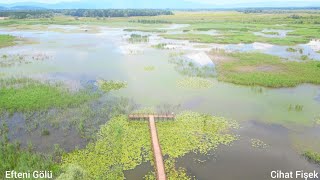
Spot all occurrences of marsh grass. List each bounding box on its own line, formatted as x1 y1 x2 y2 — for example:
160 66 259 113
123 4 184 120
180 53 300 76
96 79 127 93
152 43 167 49
161 31 309 45
0 35 16 48
214 52 320 87
0 123 61 179
0 53 51 67
169 53 216 78
303 150 320 165
288 104 304 112
0 78 96 115
127 34 149 43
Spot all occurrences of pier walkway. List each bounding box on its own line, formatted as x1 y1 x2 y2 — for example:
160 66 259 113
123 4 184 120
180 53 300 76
129 113 175 180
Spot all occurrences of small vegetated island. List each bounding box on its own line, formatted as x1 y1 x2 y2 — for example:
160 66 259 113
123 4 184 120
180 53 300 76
0 7 320 180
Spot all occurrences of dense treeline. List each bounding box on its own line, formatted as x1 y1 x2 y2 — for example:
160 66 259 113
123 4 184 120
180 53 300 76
0 10 54 19
238 7 320 14
62 9 173 17
0 9 173 19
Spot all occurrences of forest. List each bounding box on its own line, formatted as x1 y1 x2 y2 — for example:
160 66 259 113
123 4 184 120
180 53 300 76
0 9 173 19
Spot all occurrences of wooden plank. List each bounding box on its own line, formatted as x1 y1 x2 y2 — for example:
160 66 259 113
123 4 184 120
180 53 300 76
149 115 166 180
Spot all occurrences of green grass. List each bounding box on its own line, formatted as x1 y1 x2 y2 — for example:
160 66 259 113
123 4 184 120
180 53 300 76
303 150 320 165
62 111 238 179
0 79 96 114
215 52 320 87
161 31 309 45
0 35 16 48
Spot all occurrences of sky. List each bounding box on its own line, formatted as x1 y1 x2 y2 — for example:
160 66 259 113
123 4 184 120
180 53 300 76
0 0 319 8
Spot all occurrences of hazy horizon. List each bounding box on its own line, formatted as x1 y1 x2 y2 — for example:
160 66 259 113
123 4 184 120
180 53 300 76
1 0 320 9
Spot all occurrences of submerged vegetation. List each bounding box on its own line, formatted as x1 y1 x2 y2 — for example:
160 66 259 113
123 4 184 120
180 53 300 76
0 53 51 67
169 53 216 78
144 66 156 71
213 51 320 87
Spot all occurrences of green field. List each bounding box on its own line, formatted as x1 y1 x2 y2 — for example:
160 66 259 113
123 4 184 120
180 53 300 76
211 51 320 87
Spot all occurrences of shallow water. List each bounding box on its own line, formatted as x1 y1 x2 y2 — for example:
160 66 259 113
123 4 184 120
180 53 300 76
1 25 320 179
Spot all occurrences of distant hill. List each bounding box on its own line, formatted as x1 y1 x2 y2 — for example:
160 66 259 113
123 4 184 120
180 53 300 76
9 6 46 10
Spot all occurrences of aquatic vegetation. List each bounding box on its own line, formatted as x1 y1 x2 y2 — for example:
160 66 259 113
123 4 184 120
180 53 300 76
168 54 216 78
286 47 298 52
96 79 127 93
0 53 51 67
61 115 152 179
152 43 167 49
251 139 268 149
41 129 50 136
303 150 320 165
214 52 320 87
62 111 237 179
300 55 309 61
56 164 87 180
0 35 16 48
144 159 191 180
144 66 156 71
0 123 61 179
127 34 149 43
177 77 213 89
288 104 304 112
0 78 97 115
157 111 238 158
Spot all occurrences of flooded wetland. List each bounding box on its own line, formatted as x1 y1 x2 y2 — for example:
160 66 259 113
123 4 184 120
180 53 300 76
1 10 320 180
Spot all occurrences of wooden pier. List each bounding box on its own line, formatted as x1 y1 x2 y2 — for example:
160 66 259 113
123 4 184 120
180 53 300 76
128 113 175 120
129 113 175 180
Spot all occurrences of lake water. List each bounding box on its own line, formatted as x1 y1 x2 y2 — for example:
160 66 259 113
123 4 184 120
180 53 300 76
0 25 320 180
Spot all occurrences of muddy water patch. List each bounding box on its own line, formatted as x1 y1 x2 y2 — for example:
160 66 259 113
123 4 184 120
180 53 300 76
175 121 320 180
